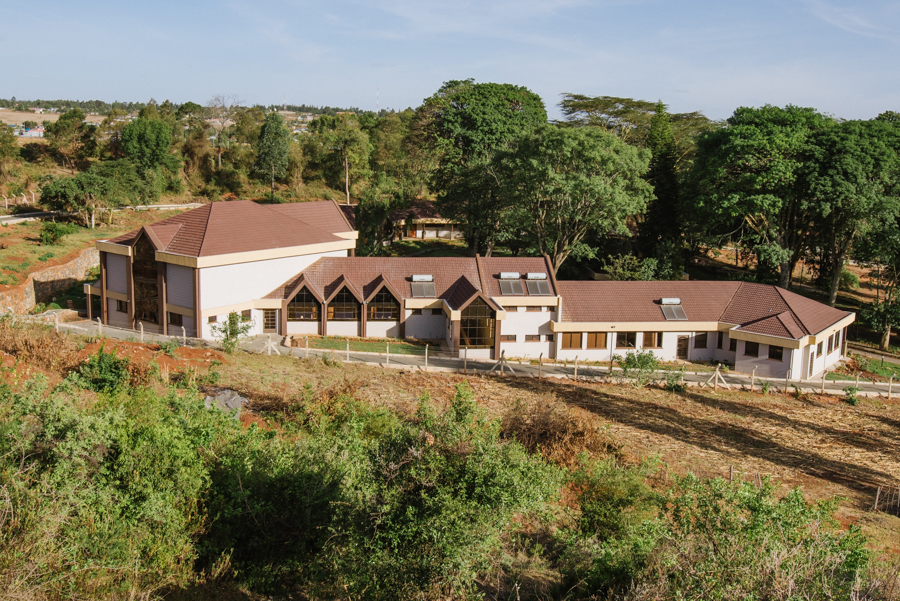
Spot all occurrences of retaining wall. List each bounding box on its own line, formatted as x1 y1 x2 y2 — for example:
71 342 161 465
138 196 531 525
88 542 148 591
0 247 99 314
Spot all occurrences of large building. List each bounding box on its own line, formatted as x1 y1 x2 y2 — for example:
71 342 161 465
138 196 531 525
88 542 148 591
86 201 854 379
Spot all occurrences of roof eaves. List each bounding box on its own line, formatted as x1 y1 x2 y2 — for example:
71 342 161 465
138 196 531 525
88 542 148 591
286 274 325 304
364 274 404 303
325 274 364 303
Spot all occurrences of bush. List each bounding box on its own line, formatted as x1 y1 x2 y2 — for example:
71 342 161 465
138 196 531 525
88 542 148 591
840 268 860 291
158 340 179 358
70 344 130 392
39 221 78 245
663 367 686 393
614 349 659 387
844 385 860 406
210 311 254 354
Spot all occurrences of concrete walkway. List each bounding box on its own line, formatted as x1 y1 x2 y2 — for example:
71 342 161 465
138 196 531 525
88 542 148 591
51 318 897 399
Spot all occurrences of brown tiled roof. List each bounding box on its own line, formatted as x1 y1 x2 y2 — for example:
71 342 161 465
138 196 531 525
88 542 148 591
265 257 488 309
480 256 557 298
557 280 851 340
105 200 350 257
339 205 356 228
389 200 446 223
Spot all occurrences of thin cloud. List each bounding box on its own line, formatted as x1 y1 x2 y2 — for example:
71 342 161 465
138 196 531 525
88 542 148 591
799 0 896 40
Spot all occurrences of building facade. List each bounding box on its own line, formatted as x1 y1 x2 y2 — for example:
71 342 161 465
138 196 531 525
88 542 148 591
87 201 854 380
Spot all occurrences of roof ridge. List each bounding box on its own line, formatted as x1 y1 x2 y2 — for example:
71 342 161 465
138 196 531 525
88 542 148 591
195 203 215 256
772 286 810 335
475 254 486 291
717 281 746 322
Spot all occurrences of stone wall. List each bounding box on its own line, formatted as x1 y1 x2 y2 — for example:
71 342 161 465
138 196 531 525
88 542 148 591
0 247 99 314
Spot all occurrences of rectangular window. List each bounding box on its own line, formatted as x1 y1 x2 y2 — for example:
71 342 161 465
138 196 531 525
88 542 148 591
769 345 784 361
562 332 581 350
116 299 127 313
744 341 759 357
500 334 516 342
525 334 540 342
208 315 217 324
545 334 554 342
616 332 637 349
817 341 824 355
168 312 183 327
835 330 841 351
410 308 422 316
827 334 835 353
525 305 543 312
717 331 724 349
263 309 277 333
587 332 606 349
695 332 708 349
729 337 737 352
643 332 663 348
241 309 251 321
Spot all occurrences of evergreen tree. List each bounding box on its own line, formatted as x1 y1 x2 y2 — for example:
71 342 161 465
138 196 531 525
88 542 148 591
253 112 291 202
640 101 681 275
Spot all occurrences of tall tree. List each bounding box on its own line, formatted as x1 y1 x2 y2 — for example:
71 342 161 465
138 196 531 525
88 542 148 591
253 112 291 202
44 108 92 172
422 79 547 255
308 114 371 204
122 117 175 172
0 121 18 161
40 172 113 228
206 94 240 170
640 101 680 270
492 125 652 272
686 105 834 288
803 120 900 305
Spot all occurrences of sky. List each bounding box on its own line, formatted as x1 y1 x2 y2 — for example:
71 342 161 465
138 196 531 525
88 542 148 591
3 0 899 120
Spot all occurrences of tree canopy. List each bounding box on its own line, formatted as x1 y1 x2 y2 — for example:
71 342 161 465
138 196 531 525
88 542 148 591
252 112 291 201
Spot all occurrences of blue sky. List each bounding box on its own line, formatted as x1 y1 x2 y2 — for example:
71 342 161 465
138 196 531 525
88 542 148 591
3 0 898 120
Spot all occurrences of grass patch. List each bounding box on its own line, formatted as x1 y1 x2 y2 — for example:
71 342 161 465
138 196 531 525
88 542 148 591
387 238 479 257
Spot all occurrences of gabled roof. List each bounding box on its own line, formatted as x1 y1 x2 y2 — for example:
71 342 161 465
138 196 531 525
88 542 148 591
105 200 351 257
556 280 852 340
479 256 557 298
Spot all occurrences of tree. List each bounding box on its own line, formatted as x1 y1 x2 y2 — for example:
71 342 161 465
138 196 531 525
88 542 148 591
252 112 291 202
422 79 547 255
802 120 900 306
122 117 175 172
210 311 254 354
492 125 652 272
44 108 92 172
206 94 241 170
640 101 681 271
40 172 113 228
355 174 407 255
308 114 371 204
686 105 834 289
0 121 18 161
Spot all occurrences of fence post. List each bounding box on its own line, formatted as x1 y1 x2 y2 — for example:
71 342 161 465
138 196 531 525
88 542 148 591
856 372 860 389
784 369 791 394
96 317 102 336
751 366 756 392
890 376 893 400
346 339 350 362
182 326 186 345
464 346 468 375
821 371 826 394
54 313 59 333
425 344 429 372
386 342 390 367
539 353 543 380
305 337 309 359
574 356 579 382
267 334 271 356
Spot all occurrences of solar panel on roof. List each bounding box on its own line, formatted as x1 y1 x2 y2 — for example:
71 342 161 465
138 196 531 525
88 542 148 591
500 280 524 295
661 305 687 320
526 280 552 295
411 282 435 297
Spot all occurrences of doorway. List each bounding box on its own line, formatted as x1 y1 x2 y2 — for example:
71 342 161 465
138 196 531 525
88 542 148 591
677 336 689 361
263 309 278 334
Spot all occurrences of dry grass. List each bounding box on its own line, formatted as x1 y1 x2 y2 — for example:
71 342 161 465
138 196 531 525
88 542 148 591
0 317 80 376
0 108 105 127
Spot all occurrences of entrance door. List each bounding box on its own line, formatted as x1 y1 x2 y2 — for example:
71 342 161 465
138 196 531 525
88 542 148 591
263 309 278 334
677 336 689 360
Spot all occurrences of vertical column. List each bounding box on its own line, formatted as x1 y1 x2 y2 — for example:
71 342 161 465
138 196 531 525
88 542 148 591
158 262 167 336
193 268 201 339
126 254 135 328
398 302 406 338
360 301 367 337
493 318 501 360
281 300 288 336
321 302 328 336
100 252 108 324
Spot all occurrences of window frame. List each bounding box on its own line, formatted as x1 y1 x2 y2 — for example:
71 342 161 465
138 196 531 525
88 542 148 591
168 311 183 327
525 334 541 342
367 288 400 321
643 332 663 348
327 288 360 321
562 332 581 350
288 288 321 322
744 341 759 357
768 345 784 362
616 332 637 349
729 338 737 353
459 298 495 349
695 332 708 349
116 299 127 313
500 334 516 342
717 331 724 349
586 332 606 349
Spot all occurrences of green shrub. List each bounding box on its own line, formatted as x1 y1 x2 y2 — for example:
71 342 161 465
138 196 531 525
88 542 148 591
844 385 860 406
664 367 686 393
840 268 860 291
210 311 253 354
70 343 130 392
614 350 659 387
158 340 179 358
39 221 78 245
37 251 54 262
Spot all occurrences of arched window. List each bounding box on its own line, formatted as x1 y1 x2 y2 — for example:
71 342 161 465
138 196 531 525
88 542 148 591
368 288 399 321
327 288 359 321
287 288 320 321
460 298 495 349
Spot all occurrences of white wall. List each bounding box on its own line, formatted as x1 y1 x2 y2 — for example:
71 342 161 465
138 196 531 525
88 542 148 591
367 320 401 338
200 250 347 310
107 254 127 294
405 309 446 340
734 340 792 378
327 321 359 337
287 321 319 335
499 307 555 359
107 298 129 328
167 264 194 308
